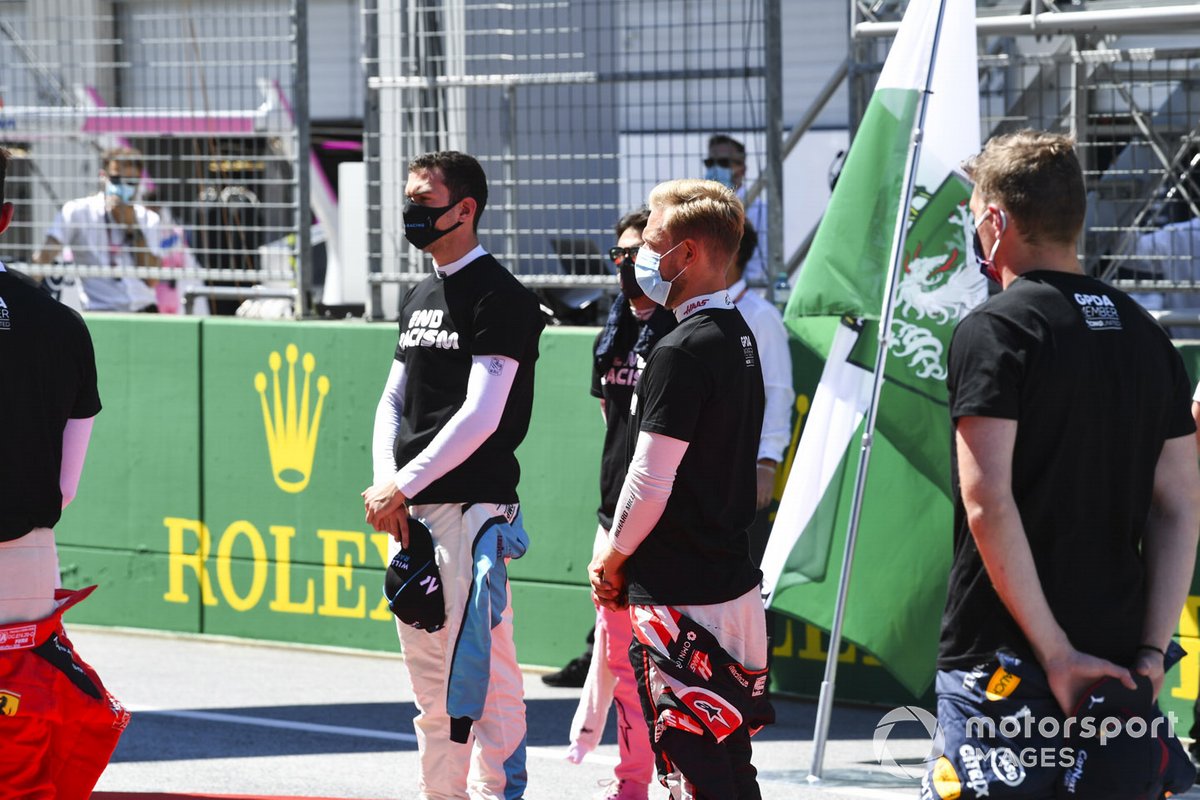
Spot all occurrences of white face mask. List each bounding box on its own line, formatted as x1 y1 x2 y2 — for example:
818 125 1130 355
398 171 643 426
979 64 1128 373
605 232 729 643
105 178 138 204
633 241 685 307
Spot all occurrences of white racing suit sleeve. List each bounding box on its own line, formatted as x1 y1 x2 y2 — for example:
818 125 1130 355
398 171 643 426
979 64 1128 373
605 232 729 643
371 360 407 485
608 431 689 556
60 416 95 509
394 355 518 497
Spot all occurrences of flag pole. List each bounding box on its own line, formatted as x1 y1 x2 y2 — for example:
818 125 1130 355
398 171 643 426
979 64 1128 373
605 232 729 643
807 0 951 781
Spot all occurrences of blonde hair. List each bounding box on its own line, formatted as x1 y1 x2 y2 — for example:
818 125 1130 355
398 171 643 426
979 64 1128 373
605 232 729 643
964 130 1085 247
648 179 744 265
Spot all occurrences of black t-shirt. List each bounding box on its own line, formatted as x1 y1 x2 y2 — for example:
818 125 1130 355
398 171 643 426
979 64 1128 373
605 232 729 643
939 271 1195 670
392 253 544 505
592 325 649 529
0 267 102 541
624 304 765 605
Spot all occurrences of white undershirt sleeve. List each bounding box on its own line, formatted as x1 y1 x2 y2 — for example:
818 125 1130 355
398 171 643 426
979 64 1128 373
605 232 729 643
608 431 689 557
372 360 408 485
393 354 518 498
60 416 95 508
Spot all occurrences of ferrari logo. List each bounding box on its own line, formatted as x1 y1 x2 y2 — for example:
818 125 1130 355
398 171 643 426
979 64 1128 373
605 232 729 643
0 691 20 717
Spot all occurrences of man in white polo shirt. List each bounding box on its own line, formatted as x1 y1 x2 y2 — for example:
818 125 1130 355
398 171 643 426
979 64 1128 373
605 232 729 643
33 146 161 312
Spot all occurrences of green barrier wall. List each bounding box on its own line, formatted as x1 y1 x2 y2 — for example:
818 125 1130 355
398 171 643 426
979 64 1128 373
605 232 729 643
59 317 603 667
55 317 1200 726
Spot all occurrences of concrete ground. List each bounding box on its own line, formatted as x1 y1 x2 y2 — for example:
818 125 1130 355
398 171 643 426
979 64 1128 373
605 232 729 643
77 626 1199 800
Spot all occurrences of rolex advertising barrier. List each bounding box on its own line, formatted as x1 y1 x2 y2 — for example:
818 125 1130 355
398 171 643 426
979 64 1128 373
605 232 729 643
57 315 1200 723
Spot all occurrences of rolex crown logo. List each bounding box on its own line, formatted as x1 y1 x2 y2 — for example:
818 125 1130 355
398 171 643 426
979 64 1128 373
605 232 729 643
254 344 330 493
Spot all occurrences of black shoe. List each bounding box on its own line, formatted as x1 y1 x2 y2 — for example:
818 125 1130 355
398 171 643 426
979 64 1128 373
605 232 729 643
541 654 591 687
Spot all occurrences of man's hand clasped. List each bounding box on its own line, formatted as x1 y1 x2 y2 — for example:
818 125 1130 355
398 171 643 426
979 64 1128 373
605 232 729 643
589 546 628 611
362 480 410 546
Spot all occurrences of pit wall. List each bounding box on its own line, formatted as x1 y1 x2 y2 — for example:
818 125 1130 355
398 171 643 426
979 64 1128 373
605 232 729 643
57 315 1200 725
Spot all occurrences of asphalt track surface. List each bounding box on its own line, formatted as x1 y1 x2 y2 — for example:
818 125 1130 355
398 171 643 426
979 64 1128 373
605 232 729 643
79 626 1200 800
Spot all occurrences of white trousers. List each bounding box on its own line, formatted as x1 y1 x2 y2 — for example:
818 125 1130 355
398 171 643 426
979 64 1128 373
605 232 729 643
391 503 527 800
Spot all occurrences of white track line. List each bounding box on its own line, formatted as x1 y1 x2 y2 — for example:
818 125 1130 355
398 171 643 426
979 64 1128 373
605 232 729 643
129 707 618 765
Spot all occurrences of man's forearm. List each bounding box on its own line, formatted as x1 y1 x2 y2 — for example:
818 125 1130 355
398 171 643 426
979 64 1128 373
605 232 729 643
969 498 1073 665
1140 434 1200 651
957 417 1073 667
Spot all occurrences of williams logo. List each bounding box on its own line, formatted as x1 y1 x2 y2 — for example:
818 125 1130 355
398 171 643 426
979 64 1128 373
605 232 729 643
254 344 330 493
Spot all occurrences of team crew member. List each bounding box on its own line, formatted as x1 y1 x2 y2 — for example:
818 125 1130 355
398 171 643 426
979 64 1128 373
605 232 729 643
362 150 544 800
0 146 130 798
565 207 674 800
33 146 161 312
590 179 773 800
927 131 1200 799
725 221 793 523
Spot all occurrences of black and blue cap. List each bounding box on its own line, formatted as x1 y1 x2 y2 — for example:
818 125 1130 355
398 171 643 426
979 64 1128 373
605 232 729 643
383 517 445 633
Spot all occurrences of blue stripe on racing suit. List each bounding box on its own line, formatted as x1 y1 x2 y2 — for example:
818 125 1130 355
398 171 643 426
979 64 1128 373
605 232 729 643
447 502 528 739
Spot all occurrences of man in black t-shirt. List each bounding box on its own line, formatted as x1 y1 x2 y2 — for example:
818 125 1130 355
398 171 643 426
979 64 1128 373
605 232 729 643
0 146 129 796
590 179 771 799
362 151 543 800
561 207 674 800
926 131 1200 799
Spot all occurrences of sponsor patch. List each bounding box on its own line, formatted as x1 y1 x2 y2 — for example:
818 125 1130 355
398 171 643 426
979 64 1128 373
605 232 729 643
0 691 20 717
931 755 962 800
658 708 703 738
677 686 743 742
1062 749 1087 794
989 747 1025 787
959 745 990 797
0 624 37 651
687 649 713 681
487 357 504 376
984 667 1021 700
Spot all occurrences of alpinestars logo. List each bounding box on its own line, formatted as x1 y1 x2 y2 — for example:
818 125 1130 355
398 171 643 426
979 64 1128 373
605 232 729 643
0 295 10 330
254 344 330 493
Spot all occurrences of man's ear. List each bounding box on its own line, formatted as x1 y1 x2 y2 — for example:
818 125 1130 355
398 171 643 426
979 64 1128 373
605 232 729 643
0 202 14 236
458 197 477 226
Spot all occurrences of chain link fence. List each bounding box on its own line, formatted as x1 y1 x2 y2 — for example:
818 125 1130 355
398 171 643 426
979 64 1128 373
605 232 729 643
851 5 1200 330
363 0 782 322
0 0 308 315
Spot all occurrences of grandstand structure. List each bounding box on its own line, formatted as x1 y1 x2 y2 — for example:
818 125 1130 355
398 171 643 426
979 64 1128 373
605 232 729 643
1 0 1199 326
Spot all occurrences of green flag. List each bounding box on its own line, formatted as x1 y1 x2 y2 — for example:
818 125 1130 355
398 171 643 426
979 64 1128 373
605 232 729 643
762 0 982 696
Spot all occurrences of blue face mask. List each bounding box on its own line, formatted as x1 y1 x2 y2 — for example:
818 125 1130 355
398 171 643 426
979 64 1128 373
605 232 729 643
105 177 137 204
704 165 735 189
633 241 685 307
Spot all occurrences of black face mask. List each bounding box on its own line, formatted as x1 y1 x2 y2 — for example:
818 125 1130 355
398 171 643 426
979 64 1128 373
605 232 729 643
403 199 463 249
617 258 645 299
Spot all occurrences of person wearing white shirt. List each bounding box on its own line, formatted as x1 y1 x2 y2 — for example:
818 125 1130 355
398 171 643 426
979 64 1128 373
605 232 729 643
33 146 161 312
727 221 794 548
705 134 768 286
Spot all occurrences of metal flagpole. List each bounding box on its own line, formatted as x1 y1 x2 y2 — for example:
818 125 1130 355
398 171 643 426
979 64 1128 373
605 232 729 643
807 0 951 781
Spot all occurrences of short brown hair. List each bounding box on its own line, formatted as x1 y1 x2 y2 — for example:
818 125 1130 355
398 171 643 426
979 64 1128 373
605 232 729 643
102 145 144 173
648 179 744 266
615 206 650 238
408 150 488 230
964 130 1085 247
